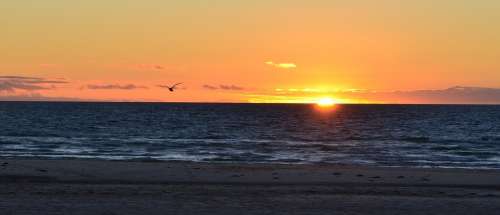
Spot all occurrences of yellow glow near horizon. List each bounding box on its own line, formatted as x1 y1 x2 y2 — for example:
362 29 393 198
316 98 336 107
247 94 364 104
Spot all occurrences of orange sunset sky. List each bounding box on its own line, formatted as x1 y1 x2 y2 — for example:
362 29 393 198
1 0 500 104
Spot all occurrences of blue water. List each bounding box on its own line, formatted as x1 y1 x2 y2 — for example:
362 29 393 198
1 102 500 169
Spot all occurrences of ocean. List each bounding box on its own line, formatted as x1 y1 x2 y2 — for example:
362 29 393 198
1 102 500 169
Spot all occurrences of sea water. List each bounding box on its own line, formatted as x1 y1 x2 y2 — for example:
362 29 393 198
1 102 500 169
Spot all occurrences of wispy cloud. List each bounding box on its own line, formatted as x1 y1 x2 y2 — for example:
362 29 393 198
0 93 91 102
203 84 245 91
202 85 219 90
0 76 68 84
0 76 68 92
0 76 37 80
250 86 500 104
220 85 244 90
386 86 500 104
265 61 297 69
84 84 148 90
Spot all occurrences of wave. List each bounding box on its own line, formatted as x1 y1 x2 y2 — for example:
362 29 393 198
1 134 500 169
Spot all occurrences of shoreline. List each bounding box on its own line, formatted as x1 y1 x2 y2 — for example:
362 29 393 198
3 156 500 170
0 156 500 171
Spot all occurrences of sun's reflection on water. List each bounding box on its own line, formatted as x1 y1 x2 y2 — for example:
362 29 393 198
313 102 339 115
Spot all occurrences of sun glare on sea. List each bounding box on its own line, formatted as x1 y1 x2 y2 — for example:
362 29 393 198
316 98 336 107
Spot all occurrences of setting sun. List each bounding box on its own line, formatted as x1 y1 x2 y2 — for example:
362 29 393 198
316 98 336 107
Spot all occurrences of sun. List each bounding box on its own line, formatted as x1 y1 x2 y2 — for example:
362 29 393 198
316 97 336 107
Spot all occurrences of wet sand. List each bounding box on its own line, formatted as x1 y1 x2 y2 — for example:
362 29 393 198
1 159 500 215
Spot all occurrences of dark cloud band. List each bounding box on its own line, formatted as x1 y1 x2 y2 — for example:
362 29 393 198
0 76 68 92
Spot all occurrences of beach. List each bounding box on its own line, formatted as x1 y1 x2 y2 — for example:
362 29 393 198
3 0 500 213
1 159 500 215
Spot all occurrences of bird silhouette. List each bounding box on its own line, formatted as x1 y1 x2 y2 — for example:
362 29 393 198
160 83 183 92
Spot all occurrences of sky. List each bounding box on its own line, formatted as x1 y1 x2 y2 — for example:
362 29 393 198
1 0 500 103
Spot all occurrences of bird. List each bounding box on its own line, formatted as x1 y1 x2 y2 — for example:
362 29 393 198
160 83 183 92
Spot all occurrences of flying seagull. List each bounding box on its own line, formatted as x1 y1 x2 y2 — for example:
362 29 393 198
160 83 183 92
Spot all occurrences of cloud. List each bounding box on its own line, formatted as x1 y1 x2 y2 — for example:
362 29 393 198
203 85 219 90
0 93 91 102
220 85 244 90
203 84 245 91
265 61 297 69
0 76 37 80
385 86 500 104
0 81 48 92
84 84 148 90
0 76 68 84
252 86 500 104
0 76 68 92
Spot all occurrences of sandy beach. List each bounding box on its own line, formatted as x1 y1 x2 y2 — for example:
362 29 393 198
1 159 500 215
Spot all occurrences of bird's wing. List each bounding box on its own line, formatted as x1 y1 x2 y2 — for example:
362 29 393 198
171 83 183 88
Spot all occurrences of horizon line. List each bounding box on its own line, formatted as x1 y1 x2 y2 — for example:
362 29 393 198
1 100 500 105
